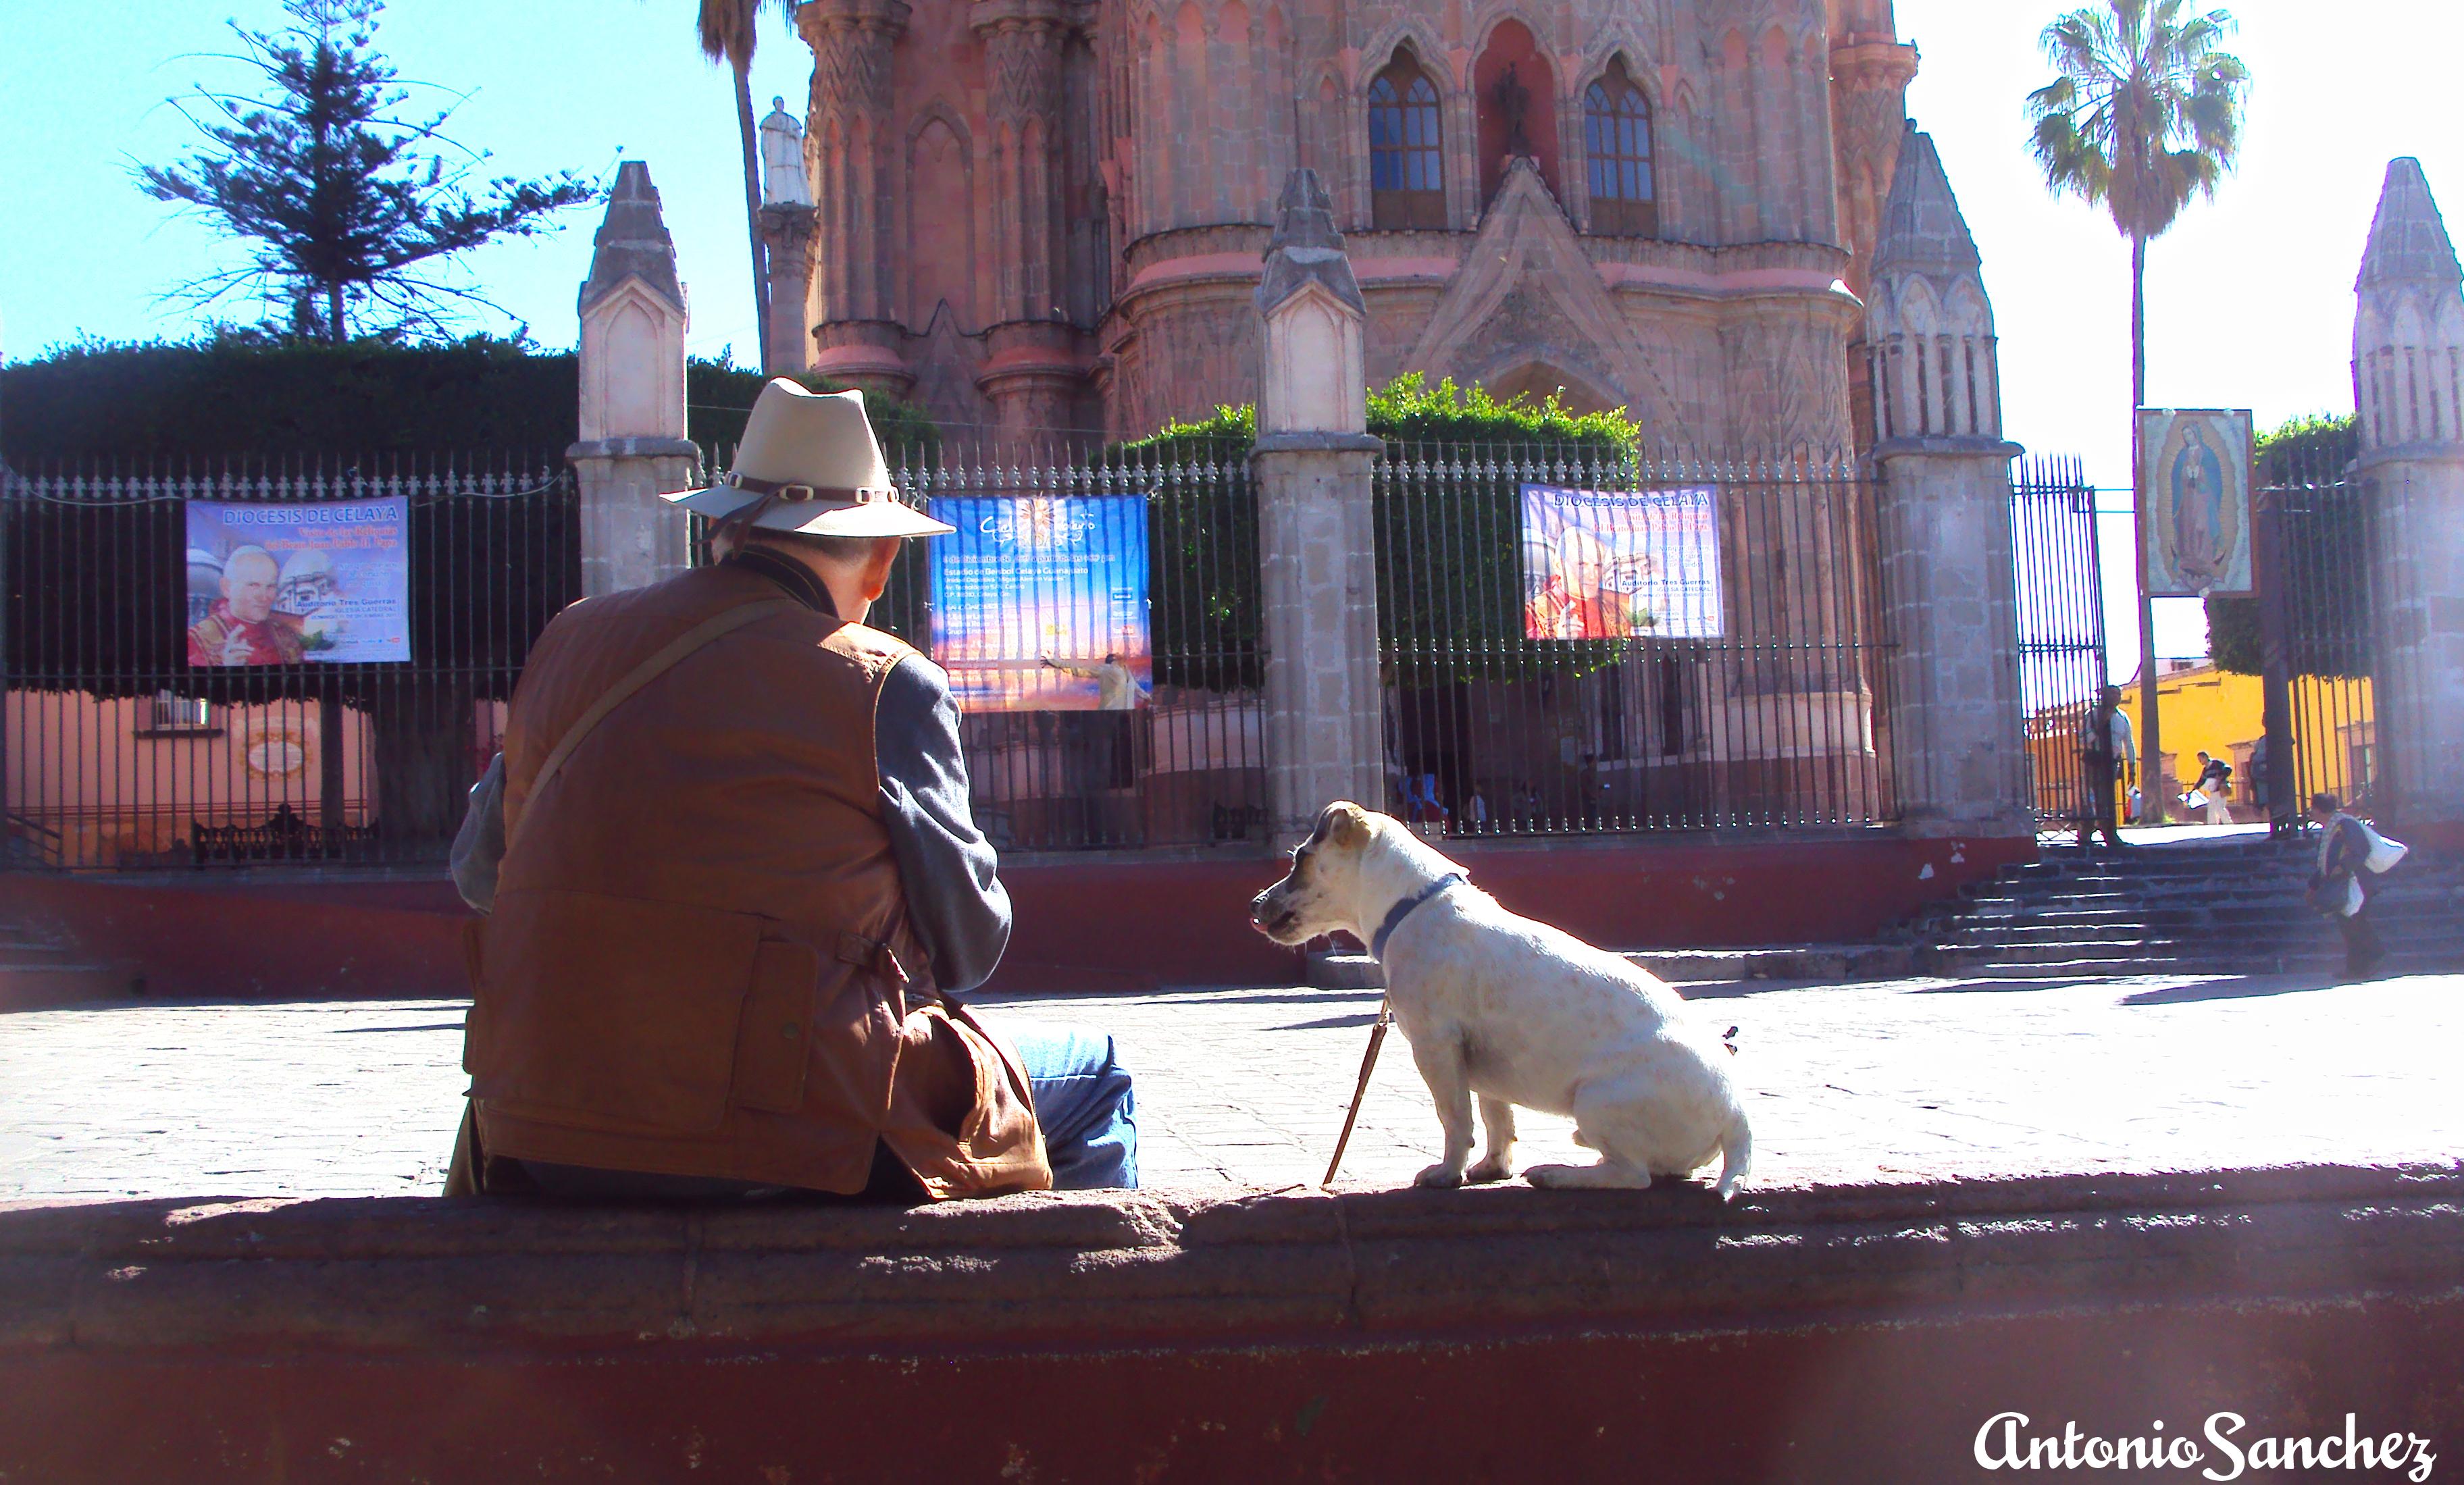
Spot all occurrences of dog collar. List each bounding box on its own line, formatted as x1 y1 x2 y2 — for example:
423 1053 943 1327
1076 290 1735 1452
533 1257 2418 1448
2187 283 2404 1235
1370 872 1465 961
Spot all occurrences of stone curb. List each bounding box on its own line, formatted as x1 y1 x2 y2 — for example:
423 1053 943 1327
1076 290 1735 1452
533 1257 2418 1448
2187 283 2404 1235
6 1163 2459 1355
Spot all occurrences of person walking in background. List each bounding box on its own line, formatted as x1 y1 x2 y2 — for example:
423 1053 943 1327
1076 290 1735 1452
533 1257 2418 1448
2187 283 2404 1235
2189 750 2234 825
1042 652 1143 801
1044 652 1138 712
2306 791 2407 977
2076 685 2136 850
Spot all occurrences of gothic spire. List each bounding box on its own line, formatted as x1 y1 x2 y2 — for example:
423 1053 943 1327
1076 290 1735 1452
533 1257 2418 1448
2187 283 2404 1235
1257 169 1364 317
1870 122 1980 282
2357 157 2462 294
580 161 685 314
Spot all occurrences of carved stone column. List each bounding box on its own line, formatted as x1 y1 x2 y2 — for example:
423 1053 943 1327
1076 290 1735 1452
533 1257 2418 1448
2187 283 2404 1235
1251 171 1385 843
1830 16 1918 455
570 162 696 597
800 0 910 390
756 203 819 376
1866 127 2032 839
2353 157 2464 844
971 0 1085 438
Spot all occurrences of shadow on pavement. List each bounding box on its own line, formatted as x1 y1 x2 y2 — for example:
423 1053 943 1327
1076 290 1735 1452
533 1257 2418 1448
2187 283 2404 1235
1266 1012 1383 1031
1907 977 2106 995
2122 974 2348 1006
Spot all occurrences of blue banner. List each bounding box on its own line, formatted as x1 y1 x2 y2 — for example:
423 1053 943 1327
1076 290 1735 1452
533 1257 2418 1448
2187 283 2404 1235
928 494 1151 710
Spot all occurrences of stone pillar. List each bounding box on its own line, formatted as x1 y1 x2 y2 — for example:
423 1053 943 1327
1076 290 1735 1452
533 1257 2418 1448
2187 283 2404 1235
1864 126 2031 839
2353 157 2464 841
1251 170 1385 844
802 0 910 394
1829 18 1918 458
973 0 1084 439
758 203 819 375
569 162 697 598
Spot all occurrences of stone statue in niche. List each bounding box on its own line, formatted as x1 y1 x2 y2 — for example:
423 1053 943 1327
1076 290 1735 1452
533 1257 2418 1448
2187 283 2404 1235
759 97 813 206
1490 64 1533 156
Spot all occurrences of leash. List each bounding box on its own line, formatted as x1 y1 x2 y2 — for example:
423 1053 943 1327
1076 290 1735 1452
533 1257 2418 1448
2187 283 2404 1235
1325 872 1464 1187
1323 996 1393 1188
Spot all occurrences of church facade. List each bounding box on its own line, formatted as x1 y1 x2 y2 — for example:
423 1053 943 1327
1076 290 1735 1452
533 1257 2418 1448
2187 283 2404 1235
766 0 1918 446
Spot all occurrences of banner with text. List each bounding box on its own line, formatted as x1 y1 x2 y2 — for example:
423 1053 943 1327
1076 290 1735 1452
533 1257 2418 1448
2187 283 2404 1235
928 494 1151 710
1520 483 1724 641
184 498 411 666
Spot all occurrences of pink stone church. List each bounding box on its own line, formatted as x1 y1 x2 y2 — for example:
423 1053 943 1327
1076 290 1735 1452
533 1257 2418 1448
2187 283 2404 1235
767 0 1918 445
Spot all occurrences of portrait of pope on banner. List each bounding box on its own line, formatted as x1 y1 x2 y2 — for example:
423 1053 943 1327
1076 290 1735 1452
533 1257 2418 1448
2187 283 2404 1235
2139 408 2254 596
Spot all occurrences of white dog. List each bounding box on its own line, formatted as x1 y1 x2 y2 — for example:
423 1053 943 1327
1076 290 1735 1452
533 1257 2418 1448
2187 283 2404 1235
1250 802 1753 1199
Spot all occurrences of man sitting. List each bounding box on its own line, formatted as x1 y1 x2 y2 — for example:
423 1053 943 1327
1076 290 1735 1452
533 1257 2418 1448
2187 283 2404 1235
447 381 1134 1200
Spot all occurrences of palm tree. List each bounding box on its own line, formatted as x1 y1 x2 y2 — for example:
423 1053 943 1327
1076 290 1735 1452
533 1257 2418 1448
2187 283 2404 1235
698 0 798 372
2027 0 2247 812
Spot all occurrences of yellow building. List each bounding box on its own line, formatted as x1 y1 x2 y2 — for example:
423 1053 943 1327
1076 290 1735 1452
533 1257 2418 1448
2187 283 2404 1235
2113 662 2375 821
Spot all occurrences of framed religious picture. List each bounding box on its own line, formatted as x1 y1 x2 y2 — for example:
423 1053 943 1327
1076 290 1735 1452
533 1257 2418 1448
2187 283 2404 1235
2137 408 2255 596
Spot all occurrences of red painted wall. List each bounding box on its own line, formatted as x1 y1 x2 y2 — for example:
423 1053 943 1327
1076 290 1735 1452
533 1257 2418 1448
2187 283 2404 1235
7 1299 2456 1483
7 832 2028 1003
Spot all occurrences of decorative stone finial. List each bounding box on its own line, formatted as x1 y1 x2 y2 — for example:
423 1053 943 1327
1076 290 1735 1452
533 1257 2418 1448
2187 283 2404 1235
1870 122 1979 281
1255 170 1368 438
1257 169 1364 318
580 161 685 315
1865 122 2001 444
2354 158 2464 453
2358 158 2461 293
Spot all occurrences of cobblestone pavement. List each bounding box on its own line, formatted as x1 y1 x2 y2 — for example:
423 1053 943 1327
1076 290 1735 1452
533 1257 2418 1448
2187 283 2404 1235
4 971 2461 1203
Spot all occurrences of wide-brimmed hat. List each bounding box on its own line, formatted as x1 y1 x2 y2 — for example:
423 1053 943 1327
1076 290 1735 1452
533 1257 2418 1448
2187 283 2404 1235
663 379 952 538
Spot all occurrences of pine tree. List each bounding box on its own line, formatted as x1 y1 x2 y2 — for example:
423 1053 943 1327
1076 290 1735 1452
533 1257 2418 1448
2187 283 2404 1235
138 0 597 342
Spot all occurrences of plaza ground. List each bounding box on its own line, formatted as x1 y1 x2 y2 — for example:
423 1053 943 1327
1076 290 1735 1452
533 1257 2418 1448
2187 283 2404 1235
7 967 2460 1203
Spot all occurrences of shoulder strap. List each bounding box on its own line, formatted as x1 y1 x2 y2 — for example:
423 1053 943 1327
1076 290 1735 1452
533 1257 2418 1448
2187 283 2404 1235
517 598 801 841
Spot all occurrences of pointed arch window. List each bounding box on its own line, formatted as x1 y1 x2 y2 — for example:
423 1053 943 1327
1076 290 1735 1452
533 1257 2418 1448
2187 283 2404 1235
1368 56 1446 230
1583 62 1657 236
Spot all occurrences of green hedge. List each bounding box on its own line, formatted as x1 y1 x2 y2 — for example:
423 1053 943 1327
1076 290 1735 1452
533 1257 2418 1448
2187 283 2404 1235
0 336 935 465
1110 375 1641 687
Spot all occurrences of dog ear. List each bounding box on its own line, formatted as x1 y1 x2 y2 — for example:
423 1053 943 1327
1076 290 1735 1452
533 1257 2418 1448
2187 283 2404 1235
1328 801 1372 848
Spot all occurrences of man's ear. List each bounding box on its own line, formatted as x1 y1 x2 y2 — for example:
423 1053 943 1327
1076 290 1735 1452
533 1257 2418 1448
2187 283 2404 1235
861 536 903 602
1328 801 1372 848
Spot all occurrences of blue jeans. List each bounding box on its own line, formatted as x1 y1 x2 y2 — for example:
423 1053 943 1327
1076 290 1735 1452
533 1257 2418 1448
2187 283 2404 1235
1007 1022 1139 1190
520 1021 1136 1197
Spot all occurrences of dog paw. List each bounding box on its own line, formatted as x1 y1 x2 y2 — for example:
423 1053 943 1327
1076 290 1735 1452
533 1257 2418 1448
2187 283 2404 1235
1465 1154 1515 1183
1412 1162 1466 1189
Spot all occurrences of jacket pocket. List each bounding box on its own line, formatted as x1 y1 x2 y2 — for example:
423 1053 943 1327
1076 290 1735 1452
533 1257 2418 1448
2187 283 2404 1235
729 939 821 1114
468 887 765 1136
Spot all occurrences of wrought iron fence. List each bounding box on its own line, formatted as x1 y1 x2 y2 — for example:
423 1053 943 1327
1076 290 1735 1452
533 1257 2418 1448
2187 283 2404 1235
2252 437 2375 820
3 456 577 871
1374 443 1897 836
2011 455 2111 836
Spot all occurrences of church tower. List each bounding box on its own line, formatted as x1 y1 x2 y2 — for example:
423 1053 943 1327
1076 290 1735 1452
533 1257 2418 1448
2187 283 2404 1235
787 0 1920 448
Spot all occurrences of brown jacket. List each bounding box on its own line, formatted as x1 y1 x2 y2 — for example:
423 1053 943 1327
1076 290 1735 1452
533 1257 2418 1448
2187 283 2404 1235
461 561 1049 1198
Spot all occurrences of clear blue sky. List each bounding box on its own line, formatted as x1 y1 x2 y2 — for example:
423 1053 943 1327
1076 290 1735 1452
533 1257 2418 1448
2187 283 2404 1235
4 1 2457 662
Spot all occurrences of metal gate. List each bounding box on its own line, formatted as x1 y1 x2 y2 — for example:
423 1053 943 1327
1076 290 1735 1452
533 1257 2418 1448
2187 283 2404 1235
2252 432 2375 821
2011 455 2110 835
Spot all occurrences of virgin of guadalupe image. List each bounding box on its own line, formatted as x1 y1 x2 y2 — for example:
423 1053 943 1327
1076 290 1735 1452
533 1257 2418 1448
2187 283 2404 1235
2165 423 2231 591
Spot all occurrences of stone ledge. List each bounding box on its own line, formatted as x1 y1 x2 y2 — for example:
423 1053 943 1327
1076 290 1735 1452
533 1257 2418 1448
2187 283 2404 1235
7 1163 2459 1355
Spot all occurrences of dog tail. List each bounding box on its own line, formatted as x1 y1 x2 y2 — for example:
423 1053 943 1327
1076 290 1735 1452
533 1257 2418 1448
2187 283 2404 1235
1714 1110 1753 1203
